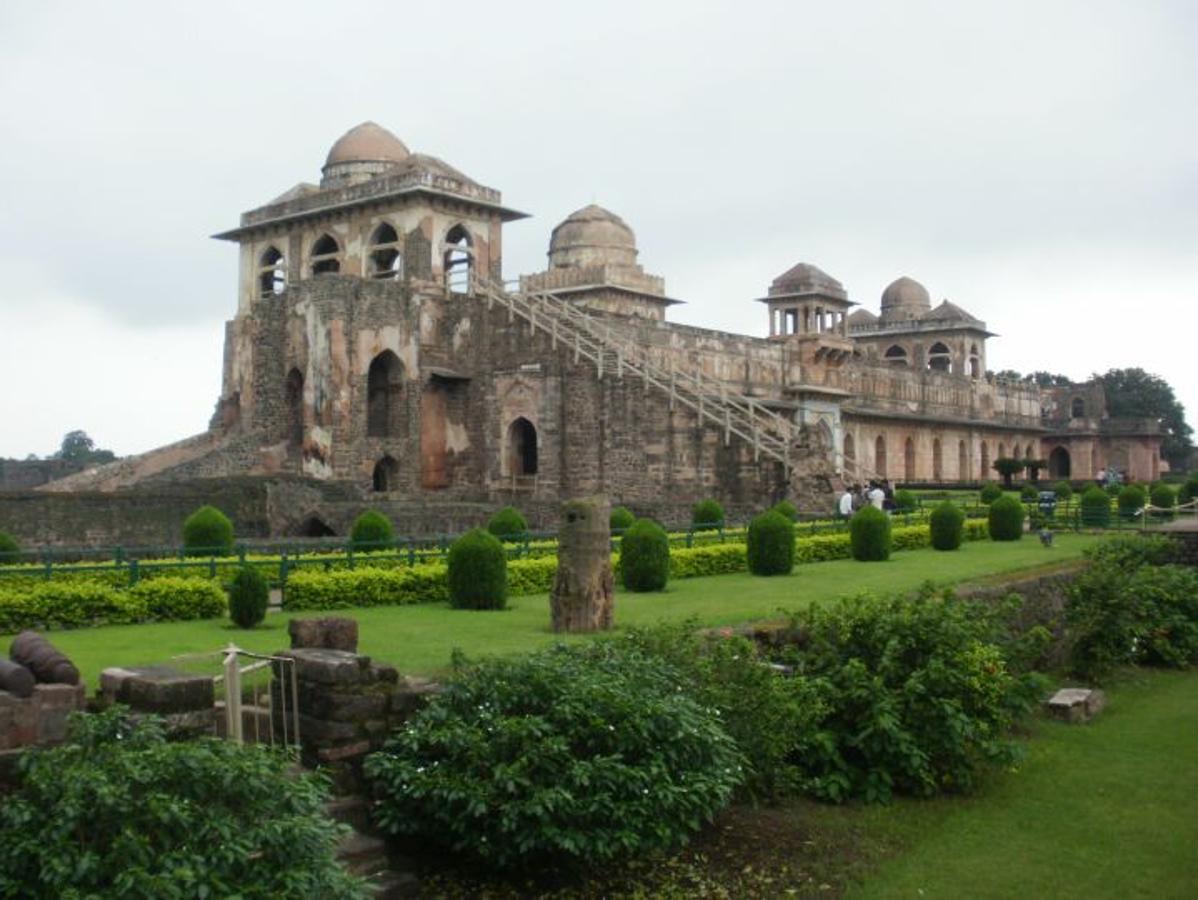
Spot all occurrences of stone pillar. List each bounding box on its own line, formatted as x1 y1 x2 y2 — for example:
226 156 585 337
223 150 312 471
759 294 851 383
550 495 615 633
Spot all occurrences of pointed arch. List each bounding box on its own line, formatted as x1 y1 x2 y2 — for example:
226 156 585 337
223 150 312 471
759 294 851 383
927 342 952 372
372 455 399 492
958 440 968 481
843 432 856 463
507 417 538 477
904 436 916 481
295 515 335 538
884 345 909 366
443 224 473 293
366 351 404 438
311 233 341 275
980 441 990 480
932 438 943 481
368 222 403 280
1048 446 1071 479
259 246 286 296
875 434 887 478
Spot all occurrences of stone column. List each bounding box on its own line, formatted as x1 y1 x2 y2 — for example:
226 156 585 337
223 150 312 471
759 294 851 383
550 495 615 633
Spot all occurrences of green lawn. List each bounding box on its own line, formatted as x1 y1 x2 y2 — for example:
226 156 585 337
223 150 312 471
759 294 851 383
846 668 1198 899
4 533 1098 689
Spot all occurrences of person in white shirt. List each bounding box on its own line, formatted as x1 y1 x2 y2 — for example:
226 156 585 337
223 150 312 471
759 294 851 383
868 483 886 510
838 488 854 518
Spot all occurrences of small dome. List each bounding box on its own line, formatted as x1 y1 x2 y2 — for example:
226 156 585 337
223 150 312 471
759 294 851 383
847 308 878 327
548 204 638 269
879 276 931 322
324 122 410 167
922 299 982 325
768 262 847 300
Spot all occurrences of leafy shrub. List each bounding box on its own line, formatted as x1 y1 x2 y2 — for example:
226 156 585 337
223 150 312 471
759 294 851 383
0 583 147 632
350 509 395 548
228 566 269 628
769 499 798 521
621 518 670 591
929 501 965 550
365 643 742 869
182 505 234 557
1020 483 1038 502
616 622 822 801
1179 474 1198 505
487 506 527 541
1128 566 1198 668
746 511 795 576
447 529 507 610
1080 485 1112 526
850 506 891 561
284 564 449 609
1150 482 1176 515
893 489 917 513
0 708 363 898
1054 481 1073 502
988 495 1025 541
979 482 1003 504
609 505 635 532
0 531 19 563
129 577 226 621
1117 484 1147 515
692 499 725 530
780 590 1036 802
1105 482 1121 498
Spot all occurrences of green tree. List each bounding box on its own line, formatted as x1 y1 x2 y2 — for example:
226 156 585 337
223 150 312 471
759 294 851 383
1097 368 1193 469
992 457 1024 488
54 430 116 465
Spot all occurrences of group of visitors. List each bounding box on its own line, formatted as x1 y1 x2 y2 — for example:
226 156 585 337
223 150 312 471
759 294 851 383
1095 467 1122 488
838 479 896 517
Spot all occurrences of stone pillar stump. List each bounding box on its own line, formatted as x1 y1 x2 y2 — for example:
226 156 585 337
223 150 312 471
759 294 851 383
550 496 615 633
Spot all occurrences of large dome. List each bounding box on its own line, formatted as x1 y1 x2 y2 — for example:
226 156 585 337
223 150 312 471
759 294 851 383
548 204 638 269
879 276 931 322
321 122 411 188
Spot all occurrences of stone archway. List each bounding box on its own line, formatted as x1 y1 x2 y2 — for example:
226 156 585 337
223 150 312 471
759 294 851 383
507 417 538 477
1048 446 1071 479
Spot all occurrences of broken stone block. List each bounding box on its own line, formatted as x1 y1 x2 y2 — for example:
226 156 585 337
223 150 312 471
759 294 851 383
274 649 372 686
289 617 359 653
33 683 85 743
1047 688 1106 723
100 665 214 713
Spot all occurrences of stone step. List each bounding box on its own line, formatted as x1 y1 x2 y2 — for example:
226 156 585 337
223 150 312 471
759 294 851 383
325 794 372 833
336 831 389 878
369 869 420 899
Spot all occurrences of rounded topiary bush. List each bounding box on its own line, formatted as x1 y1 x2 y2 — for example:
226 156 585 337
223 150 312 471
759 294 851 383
988 495 1025 541
447 528 507 610
1179 475 1198 505
1054 481 1073 502
1080 485 1112 526
227 566 267 628
893 489 917 513
1150 482 1176 514
746 511 795 576
1117 484 1147 516
182 505 234 557
610 505 635 532
850 506 892 561
364 643 742 869
0 531 19 564
1020 483 1038 502
769 499 797 521
486 506 527 542
979 482 1002 504
350 509 395 549
692 499 725 530
1105 482 1122 498
929 501 965 551
621 518 670 591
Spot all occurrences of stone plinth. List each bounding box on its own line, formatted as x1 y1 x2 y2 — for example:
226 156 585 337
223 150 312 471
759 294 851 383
99 665 216 737
1047 688 1106 724
289 617 359 652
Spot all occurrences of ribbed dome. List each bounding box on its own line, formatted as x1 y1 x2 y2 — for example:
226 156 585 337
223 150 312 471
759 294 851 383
768 262 847 300
548 204 638 269
324 122 410 167
879 276 931 322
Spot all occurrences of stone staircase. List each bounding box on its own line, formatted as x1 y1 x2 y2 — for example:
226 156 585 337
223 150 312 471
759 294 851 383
475 276 796 470
326 795 419 897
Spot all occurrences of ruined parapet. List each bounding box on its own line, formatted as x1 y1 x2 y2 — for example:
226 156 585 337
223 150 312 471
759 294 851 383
99 665 216 738
788 425 841 517
550 495 615 633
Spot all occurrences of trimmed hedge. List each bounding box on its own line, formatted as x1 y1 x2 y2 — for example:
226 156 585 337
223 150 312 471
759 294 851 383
447 529 507 610
893 489 917 513
610 505 636 532
487 506 527 541
769 500 798 522
621 519 670 592
1150 482 1176 513
1053 481 1073 502
746 512 795 576
228 567 269 628
1019 484 1038 502
1080 486 1112 526
692 499 725 530
182 506 234 557
0 532 19 564
1117 484 1147 515
129 578 227 621
979 482 1003 504
850 506 891 561
988 495 1025 541
929 501 964 551
350 510 395 548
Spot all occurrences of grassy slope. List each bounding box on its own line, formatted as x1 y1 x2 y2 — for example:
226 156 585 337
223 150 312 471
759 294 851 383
848 669 1198 899
5 533 1097 689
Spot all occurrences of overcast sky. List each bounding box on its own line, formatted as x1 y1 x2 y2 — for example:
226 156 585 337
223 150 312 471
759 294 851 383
1 1 1194 459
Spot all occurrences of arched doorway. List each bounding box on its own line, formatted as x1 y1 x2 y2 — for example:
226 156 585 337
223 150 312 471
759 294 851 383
295 515 335 538
372 455 399 492
844 432 856 473
933 438 943 481
875 435 887 478
958 440 968 481
1048 446 1071 479
285 368 304 447
367 351 404 437
980 442 990 480
904 437 916 482
507 417 538 477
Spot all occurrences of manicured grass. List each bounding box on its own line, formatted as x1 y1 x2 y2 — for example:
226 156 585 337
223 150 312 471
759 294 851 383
3 533 1098 689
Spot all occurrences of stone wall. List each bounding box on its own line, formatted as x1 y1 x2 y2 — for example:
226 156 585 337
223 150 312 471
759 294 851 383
0 459 86 492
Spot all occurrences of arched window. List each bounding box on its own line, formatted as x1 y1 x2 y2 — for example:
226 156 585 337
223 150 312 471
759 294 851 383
844 432 856 463
904 437 916 481
927 342 952 372
933 438 943 481
366 351 404 437
285 368 304 447
1071 397 1086 418
998 442 1007 461
968 344 981 379
884 345 909 366
1049 446 1071 479
311 234 341 275
875 435 887 478
958 440 968 481
368 223 403 280
372 455 399 492
507 417 538 477
295 515 335 538
980 442 990 480
259 246 286 297
1025 443 1035 460
443 224 473 294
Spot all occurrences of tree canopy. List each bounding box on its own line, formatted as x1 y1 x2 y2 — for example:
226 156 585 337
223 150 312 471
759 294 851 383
1096 368 1192 469
54 430 116 465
